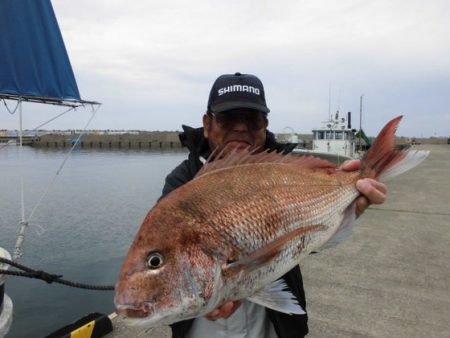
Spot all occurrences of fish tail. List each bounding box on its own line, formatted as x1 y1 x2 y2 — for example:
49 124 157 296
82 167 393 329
360 116 429 181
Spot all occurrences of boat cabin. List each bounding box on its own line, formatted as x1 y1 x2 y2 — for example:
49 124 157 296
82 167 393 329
311 111 356 158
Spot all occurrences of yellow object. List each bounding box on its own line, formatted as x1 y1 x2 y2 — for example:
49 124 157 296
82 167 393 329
70 320 95 338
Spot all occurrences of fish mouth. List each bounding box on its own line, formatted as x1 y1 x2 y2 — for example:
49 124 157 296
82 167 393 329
115 301 154 318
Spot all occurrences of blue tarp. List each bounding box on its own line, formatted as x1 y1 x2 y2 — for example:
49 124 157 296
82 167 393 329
0 0 81 101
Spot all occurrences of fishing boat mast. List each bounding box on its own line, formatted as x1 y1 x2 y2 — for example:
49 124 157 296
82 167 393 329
359 94 363 152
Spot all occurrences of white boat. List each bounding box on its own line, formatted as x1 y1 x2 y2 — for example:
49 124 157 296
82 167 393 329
294 110 356 157
310 110 356 158
292 110 358 165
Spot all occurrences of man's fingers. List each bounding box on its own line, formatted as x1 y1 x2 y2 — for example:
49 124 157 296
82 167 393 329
356 179 387 204
340 159 361 171
220 300 242 319
205 300 242 321
354 179 387 217
355 196 369 218
205 309 220 320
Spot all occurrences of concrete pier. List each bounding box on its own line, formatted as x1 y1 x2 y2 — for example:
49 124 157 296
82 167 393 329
30 132 183 149
302 144 450 338
107 144 450 338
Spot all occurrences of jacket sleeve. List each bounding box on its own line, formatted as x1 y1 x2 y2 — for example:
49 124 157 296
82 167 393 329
160 159 192 199
160 153 202 200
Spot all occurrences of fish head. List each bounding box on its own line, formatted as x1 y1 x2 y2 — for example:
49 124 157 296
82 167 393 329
114 221 222 327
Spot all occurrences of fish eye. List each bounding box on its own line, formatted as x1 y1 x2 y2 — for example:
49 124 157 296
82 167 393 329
147 252 164 269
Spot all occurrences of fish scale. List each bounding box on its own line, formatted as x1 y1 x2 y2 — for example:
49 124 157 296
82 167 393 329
215 183 359 299
115 116 429 327
205 168 355 252
165 166 357 309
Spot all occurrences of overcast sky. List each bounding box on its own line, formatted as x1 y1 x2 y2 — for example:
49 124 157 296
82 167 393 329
2 0 450 137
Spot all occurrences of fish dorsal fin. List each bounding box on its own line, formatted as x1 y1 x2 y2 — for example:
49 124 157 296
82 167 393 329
247 279 305 315
195 145 337 179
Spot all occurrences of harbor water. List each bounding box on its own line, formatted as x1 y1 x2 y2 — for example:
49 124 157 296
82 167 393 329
0 145 188 338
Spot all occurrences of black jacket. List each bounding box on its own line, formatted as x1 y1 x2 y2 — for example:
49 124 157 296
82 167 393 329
160 125 308 338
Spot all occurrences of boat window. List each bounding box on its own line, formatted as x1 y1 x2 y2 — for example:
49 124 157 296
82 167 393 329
335 131 343 140
315 131 324 140
325 131 333 140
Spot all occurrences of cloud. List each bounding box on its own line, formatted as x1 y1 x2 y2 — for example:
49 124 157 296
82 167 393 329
2 0 449 136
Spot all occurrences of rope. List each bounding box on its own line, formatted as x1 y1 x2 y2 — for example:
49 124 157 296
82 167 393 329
31 105 77 131
25 105 99 223
0 140 13 151
0 257 114 291
2 98 21 114
13 103 101 261
1 101 78 139
0 98 20 151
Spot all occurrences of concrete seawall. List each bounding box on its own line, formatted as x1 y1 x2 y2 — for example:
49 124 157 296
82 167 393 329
31 132 183 149
13 131 449 149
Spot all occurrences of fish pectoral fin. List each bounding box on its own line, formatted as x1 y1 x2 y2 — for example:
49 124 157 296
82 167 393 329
224 224 324 274
247 279 305 315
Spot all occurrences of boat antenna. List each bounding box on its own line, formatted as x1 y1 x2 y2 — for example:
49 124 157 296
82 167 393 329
337 89 341 115
328 83 332 121
359 94 364 151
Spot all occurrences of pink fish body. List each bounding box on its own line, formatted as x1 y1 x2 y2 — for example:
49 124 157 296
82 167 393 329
115 116 428 327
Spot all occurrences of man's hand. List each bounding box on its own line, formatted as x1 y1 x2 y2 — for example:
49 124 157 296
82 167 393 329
340 160 387 217
205 300 242 321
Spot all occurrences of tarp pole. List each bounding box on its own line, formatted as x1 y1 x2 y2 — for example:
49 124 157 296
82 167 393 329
14 100 29 261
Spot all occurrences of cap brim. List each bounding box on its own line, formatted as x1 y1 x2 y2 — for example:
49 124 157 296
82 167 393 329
210 101 270 113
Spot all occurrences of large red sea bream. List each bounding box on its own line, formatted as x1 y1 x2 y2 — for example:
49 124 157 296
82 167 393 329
115 116 429 327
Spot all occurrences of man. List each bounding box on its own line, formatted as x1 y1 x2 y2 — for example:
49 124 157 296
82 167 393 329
160 72 387 338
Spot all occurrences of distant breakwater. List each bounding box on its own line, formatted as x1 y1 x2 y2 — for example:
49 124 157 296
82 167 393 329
31 132 183 149
5 132 447 149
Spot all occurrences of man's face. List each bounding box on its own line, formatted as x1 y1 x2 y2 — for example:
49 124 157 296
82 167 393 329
203 109 268 153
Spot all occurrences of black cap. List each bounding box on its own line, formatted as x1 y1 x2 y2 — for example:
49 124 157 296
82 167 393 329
207 72 270 113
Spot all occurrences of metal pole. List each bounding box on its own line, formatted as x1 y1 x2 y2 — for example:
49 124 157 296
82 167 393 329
328 84 331 121
14 100 28 261
359 95 363 151
19 100 25 223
